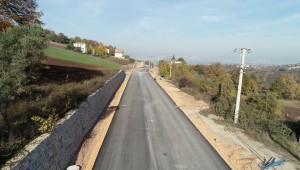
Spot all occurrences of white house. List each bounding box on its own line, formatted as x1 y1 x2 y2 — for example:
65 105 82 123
73 42 87 53
114 49 124 58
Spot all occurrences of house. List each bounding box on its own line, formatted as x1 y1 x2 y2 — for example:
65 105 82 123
73 42 87 53
114 49 124 58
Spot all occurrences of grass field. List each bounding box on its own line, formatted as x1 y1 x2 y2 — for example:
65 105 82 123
44 46 120 69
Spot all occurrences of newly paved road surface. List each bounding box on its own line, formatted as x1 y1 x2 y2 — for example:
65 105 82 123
93 68 230 170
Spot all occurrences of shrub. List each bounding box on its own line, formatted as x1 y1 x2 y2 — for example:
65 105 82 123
158 60 170 78
271 73 298 99
31 114 58 133
178 77 194 88
0 25 48 142
247 91 279 116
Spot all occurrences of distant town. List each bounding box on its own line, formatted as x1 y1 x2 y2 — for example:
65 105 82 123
216 63 300 71
243 63 300 70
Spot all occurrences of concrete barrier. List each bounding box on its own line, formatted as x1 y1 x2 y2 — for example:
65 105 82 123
5 70 125 170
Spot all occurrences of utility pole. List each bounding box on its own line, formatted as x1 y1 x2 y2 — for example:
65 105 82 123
234 48 251 124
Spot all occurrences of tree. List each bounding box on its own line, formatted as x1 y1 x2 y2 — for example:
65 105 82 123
88 43 95 54
106 45 115 56
96 43 106 58
74 36 81 42
0 0 42 31
295 86 300 100
171 55 176 60
177 57 186 63
0 25 48 141
86 40 99 54
193 64 205 75
66 38 75 50
231 71 258 95
0 19 13 31
44 29 57 42
271 73 298 99
247 91 279 115
159 60 170 78
172 63 193 82
220 73 236 97
57 33 69 44
204 62 225 77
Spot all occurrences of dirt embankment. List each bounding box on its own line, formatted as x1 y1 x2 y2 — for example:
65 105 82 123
149 67 299 170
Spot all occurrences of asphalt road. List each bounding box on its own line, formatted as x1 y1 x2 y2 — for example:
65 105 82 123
93 68 230 170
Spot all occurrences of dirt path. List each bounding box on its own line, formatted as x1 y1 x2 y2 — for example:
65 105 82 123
149 67 298 170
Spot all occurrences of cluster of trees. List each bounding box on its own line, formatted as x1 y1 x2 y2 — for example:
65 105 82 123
159 57 300 159
0 1 48 143
43 29 119 58
159 58 300 101
44 29 69 44
271 73 300 100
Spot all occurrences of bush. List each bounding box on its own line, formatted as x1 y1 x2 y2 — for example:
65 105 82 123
0 25 48 142
158 60 170 78
271 73 298 99
247 91 279 116
178 77 194 88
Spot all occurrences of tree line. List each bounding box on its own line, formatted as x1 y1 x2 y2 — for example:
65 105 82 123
1 0 48 140
43 29 131 60
159 57 300 160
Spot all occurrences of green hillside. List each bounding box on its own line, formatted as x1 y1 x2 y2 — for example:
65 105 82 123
44 46 120 69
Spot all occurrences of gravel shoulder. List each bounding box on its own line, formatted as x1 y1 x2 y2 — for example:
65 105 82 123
149 67 299 170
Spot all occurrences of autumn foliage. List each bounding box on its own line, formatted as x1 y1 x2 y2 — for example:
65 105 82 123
159 58 300 160
0 0 42 31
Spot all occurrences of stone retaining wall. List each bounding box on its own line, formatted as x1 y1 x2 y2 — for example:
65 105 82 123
6 70 125 170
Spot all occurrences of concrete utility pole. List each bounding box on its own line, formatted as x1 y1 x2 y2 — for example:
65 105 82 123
234 48 251 124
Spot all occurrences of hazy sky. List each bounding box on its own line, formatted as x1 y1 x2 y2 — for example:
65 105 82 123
39 0 300 64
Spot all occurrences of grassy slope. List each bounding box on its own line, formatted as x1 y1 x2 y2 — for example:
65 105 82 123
44 46 120 69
